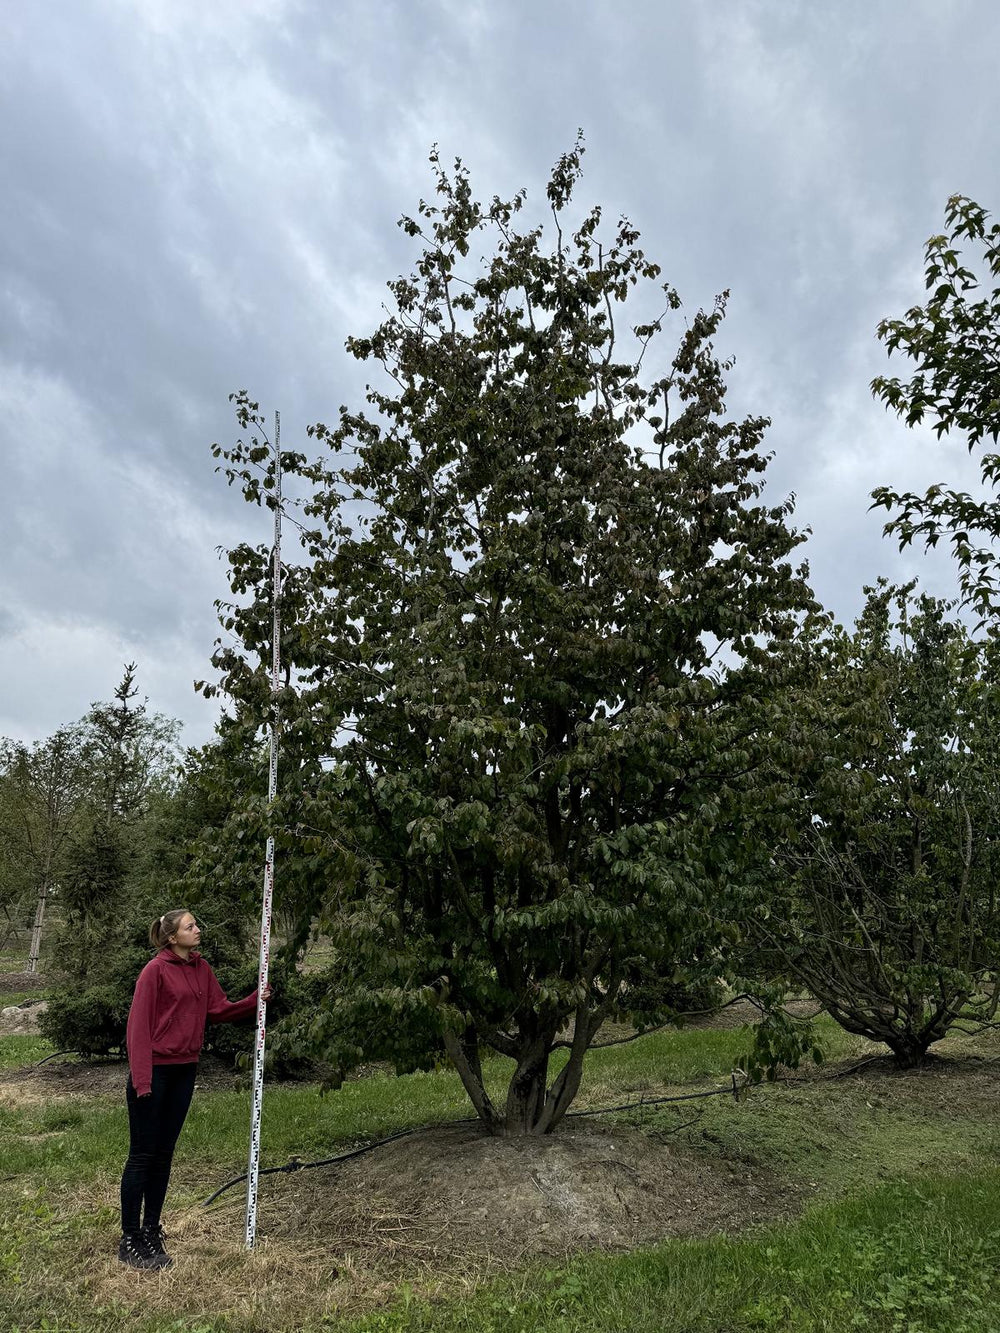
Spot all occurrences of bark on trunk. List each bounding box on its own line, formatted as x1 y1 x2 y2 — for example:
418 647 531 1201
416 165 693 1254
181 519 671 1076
443 1027 503 1135
447 1012 608 1136
535 1004 594 1134
886 1035 932 1069
504 1038 552 1136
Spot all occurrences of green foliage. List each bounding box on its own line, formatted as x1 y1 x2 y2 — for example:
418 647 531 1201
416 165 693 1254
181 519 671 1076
1 666 179 982
39 983 133 1058
40 927 149 1054
79 663 181 822
738 1004 823 1085
872 195 1000 616
621 968 727 1030
208 139 815 1134
0 725 87 960
268 963 442 1082
745 582 1000 1065
46 665 182 982
56 816 130 983
35 668 195 1056
138 742 258 970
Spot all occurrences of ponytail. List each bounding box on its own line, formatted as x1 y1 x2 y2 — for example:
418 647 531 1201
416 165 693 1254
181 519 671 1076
150 908 189 950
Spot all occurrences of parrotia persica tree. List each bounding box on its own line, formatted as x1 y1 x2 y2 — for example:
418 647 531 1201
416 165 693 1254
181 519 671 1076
746 584 1000 1068
871 195 1000 616
209 140 815 1134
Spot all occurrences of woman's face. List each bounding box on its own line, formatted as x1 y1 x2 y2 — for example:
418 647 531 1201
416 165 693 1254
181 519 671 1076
170 914 201 949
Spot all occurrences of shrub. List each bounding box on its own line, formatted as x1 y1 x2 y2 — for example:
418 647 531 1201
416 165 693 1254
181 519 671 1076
40 983 133 1057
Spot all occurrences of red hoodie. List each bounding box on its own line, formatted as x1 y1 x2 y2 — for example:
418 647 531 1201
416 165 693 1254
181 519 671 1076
126 948 258 1096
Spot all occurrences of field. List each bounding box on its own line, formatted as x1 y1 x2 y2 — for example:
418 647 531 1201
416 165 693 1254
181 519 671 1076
3 952 1000 1332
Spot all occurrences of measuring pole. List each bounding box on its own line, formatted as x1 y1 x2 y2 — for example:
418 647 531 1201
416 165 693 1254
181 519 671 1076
245 411 282 1250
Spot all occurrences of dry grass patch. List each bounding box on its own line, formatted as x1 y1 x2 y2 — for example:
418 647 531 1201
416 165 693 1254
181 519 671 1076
33 1179 384 1330
0 1080 63 1109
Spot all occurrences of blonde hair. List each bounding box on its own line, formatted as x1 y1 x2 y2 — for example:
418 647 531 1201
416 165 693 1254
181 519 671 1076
150 909 191 950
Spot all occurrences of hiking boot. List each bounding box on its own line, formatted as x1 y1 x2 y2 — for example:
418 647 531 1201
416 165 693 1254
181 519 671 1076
118 1230 166 1270
141 1222 173 1267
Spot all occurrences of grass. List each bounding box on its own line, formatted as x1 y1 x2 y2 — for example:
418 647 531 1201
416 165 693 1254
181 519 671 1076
0 1034 53 1069
3 1015 1000 1331
0 940 34 974
0 1021 862 1188
339 1172 1000 1332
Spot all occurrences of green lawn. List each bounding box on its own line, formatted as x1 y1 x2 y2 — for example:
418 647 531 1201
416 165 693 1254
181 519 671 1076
0 1034 53 1069
3 1016 999 1331
340 1172 1000 1333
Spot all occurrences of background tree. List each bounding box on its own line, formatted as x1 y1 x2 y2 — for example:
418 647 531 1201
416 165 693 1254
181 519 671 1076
81 662 180 823
40 669 184 1054
745 583 1000 1068
0 727 86 968
55 664 182 983
871 195 1000 615
210 141 816 1134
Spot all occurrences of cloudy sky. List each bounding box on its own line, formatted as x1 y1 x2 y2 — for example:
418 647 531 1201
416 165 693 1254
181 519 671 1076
3 0 998 748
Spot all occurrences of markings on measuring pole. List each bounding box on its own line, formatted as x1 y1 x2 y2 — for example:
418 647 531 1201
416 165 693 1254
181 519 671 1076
245 411 282 1251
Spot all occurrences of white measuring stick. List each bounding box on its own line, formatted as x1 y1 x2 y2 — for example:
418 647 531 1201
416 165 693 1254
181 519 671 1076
245 411 282 1250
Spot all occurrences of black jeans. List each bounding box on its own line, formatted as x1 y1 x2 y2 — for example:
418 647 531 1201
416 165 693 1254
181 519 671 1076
120 1063 197 1233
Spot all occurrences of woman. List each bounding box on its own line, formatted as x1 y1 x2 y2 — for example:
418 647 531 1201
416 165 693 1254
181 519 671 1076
119 908 270 1269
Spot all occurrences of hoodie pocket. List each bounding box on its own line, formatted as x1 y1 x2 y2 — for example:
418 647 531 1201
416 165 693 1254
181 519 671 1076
152 1016 175 1049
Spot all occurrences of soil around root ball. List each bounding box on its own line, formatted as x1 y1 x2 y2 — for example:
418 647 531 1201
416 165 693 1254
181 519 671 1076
256 1120 794 1270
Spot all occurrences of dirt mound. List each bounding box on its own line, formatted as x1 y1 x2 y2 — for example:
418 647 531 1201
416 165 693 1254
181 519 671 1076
253 1120 796 1270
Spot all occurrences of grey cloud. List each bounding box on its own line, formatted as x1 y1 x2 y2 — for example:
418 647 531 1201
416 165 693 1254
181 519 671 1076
2 0 999 744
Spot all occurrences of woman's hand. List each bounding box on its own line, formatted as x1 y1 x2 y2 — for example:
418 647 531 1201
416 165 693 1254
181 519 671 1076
261 983 273 1002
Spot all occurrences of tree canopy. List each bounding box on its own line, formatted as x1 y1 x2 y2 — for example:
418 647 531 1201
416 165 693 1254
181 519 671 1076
871 195 1000 615
209 140 816 1133
745 583 1000 1067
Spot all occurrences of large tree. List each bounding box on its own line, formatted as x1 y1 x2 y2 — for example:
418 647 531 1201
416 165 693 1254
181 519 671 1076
871 195 1000 615
745 584 1000 1068
209 141 815 1134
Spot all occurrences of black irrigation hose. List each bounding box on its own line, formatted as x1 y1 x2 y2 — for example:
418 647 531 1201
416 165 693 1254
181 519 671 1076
29 1043 891 1206
201 1074 748 1207
563 1080 742 1119
34 1049 79 1067
202 1118 475 1206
